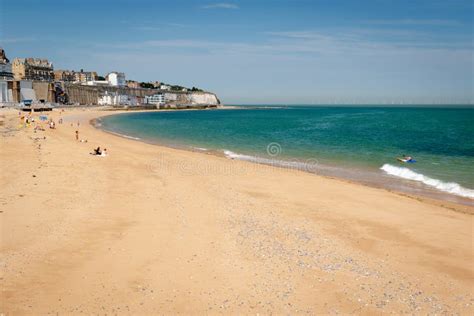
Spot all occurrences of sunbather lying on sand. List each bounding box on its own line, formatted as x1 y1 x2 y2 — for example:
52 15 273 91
92 146 101 155
91 147 108 156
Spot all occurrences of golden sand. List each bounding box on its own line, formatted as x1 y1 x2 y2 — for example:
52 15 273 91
1 107 473 314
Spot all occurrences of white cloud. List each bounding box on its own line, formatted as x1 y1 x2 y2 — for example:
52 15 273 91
130 23 189 32
132 26 162 31
265 28 473 51
201 3 239 9
99 24 473 59
362 19 462 27
98 26 473 60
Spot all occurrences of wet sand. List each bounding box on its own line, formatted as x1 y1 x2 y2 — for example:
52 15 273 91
1 107 473 314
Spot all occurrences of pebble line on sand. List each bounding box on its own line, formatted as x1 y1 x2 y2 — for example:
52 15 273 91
219 189 473 314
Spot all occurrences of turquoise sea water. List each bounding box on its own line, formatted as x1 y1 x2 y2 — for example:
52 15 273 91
99 106 474 203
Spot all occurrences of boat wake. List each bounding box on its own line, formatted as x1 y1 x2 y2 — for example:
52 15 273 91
380 164 474 199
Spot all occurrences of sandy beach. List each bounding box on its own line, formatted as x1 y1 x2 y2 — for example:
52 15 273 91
1 107 473 314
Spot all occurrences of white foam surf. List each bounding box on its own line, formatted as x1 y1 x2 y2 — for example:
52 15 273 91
223 150 319 172
380 164 474 199
224 150 251 160
108 131 141 140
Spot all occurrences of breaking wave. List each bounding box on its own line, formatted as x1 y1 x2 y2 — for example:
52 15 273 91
224 150 265 162
223 150 318 172
380 164 474 199
107 131 141 140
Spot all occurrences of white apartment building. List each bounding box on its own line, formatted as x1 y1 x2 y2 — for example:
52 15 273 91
106 72 126 86
98 92 137 106
145 93 165 106
85 80 110 86
0 48 13 103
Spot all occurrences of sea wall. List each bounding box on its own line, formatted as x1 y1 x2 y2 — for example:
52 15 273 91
32 81 54 101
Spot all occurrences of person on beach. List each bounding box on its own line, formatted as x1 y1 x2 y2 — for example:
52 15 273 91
398 154 415 163
93 147 101 155
34 125 45 132
90 147 107 156
75 130 79 141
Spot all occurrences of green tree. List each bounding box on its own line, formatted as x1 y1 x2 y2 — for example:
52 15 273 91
140 82 154 89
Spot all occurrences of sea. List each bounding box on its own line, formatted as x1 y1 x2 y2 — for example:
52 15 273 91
98 106 474 205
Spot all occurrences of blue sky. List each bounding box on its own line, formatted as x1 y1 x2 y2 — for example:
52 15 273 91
1 0 473 104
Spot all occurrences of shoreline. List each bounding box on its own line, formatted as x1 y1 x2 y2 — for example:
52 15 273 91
93 110 474 210
1 107 473 314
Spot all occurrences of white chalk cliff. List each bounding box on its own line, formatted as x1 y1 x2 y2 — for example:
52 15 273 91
164 92 220 107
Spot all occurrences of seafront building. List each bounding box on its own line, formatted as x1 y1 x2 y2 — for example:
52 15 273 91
98 91 137 106
86 80 110 86
54 69 97 83
75 70 97 83
12 58 54 81
106 72 126 86
145 93 165 106
54 70 76 82
0 48 14 103
0 48 14 80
